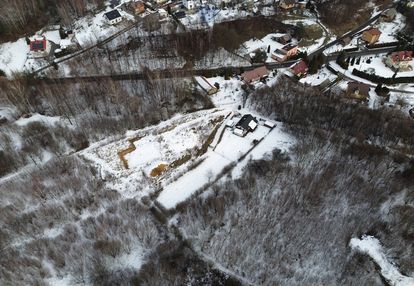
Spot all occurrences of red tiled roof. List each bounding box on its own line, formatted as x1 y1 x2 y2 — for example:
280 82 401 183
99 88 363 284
391 51 413 62
241 66 269 82
30 38 46 51
292 60 308 75
365 28 381 36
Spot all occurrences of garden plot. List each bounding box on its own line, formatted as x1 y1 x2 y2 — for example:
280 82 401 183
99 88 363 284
81 109 228 198
156 114 287 210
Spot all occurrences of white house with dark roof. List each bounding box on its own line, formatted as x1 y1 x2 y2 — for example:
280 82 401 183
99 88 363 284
233 114 258 137
104 9 123 25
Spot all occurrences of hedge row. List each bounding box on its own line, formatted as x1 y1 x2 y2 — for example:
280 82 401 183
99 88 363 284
352 68 414 84
366 41 399 49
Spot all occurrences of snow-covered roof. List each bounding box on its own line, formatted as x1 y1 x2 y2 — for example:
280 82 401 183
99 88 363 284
194 76 215 92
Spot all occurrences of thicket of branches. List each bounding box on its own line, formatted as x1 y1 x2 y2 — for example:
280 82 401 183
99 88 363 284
0 157 163 286
0 0 105 41
315 0 391 34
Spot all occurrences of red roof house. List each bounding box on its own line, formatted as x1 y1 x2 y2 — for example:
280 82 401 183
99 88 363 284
30 38 47 51
29 36 51 58
241 66 269 83
291 60 308 78
385 51 414 72
391 51 413 62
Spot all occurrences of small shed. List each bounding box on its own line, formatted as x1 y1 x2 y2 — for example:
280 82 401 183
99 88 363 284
264 120 275 128
194 76 218 95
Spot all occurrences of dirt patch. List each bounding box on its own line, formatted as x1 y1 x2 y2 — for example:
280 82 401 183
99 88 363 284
196 116 225 157
150 163 169 177
118 136 142 169
170 153 192 169
299 24 324 47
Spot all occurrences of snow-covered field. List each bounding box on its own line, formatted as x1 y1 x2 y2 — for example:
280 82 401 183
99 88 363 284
81 109 227 197
156 114 292 209
299 66 337 86
0 38 29 76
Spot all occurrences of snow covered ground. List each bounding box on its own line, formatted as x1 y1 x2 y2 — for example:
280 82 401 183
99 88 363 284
299 66 336 86
156 115 293 209
81 109 228 198
180 6 259 28
350 235 414 286
376 12 405 44
73 8 133 47
0 38 29 76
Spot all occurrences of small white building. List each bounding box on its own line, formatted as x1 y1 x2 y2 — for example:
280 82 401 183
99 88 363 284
183 0 196 10
104 9 123 25
194 76 218 95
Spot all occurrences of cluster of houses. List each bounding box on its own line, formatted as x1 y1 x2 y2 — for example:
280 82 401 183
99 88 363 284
338 7 413 74
103 0 168 26
246 32 299 64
